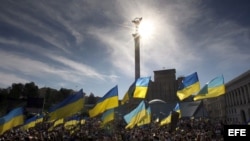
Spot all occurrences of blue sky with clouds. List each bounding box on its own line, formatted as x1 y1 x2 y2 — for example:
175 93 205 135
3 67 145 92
0 0 249 99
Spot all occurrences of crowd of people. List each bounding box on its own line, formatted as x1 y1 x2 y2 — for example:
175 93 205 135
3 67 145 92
0 117 224 141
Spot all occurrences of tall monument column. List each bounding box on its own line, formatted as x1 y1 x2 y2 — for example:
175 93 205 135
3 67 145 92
132 17 142 81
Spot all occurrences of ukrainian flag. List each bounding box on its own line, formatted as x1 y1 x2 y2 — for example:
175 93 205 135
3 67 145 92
22 116 37 130
193 75 225 101
173 103 181 118
0 107 24 135
101 109 114 126
137 106 151 126
48 89 84 121
121 81 135 105
22 114 43 131
64 116 80 130
124 101 147 129
35 114 43 124
133 76 151 98
89 85 119 118
54 118 64 127
160 112 172 126
48 118 64 131
177 72 200 101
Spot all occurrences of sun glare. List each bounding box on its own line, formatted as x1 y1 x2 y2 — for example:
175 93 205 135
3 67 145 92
138 20 155 39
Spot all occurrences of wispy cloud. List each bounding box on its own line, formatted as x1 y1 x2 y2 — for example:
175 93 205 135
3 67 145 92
0 49 114 88
46 54 112 81
0 0 249 96
0 72 29 87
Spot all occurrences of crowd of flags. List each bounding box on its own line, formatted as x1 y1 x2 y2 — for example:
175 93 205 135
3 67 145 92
177 72 225 101
0 72 226 135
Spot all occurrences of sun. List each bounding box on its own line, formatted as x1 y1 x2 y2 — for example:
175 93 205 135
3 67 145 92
138 19 155 39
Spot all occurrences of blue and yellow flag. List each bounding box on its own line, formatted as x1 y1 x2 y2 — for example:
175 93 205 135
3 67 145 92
89 85 119 118
121 81 135 105
22 116 37 130
133 77 151 98
177 72 200 101
54 118 64 127
22 114 44 131
160 112 172 126
173 103 181 118
101 109 114 126
64 116 80 130
137 106 151 126
22 116 36 130
124 101 147 129
36 114 43 124
0 107 24 135
48 89 84 121
193 75 225 101
48 118 64 131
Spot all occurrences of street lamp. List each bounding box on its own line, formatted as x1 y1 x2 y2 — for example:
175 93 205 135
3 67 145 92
132 17 142 81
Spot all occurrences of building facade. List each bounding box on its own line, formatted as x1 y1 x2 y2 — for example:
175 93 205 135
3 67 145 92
203 96 226 122
204 70 250 124
134 68 250 124
225 70 250 124
146 69 179 102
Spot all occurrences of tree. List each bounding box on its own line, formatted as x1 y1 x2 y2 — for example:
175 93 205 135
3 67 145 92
0 88 9 116
23 82 39 98
9 83 24 99
59 88 73 101
87 93 96 104
43 88 58 111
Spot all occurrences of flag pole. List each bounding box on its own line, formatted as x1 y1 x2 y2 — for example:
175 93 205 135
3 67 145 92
42 95 46 114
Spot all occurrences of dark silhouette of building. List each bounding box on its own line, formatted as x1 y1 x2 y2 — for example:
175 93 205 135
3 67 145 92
146 69 179 102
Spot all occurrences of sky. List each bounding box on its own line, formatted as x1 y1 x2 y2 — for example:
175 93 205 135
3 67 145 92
0 0 249 99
